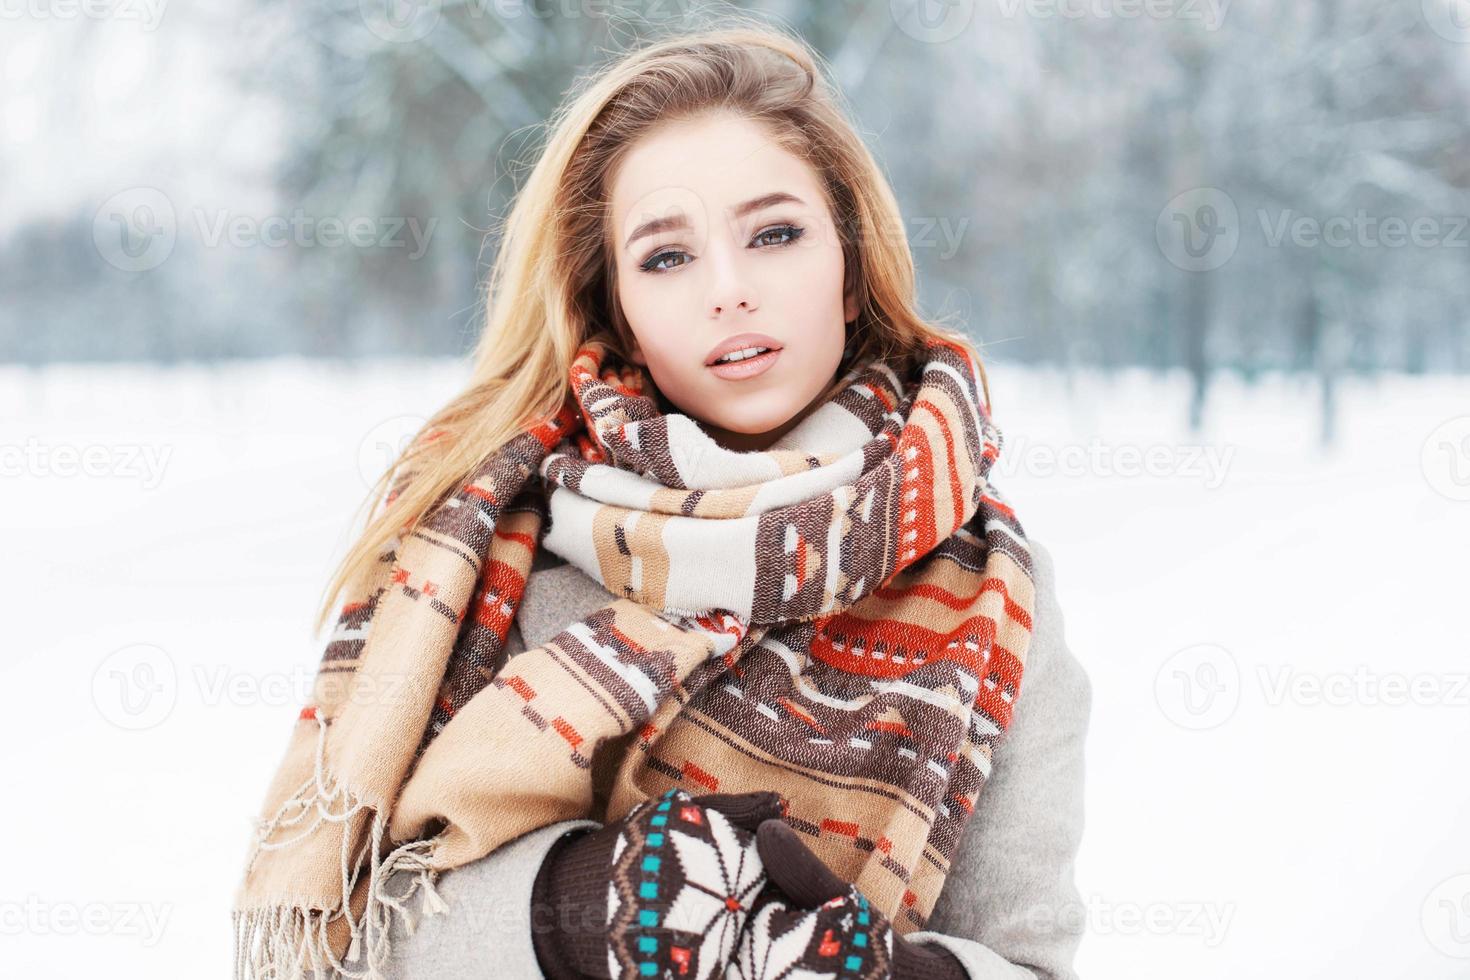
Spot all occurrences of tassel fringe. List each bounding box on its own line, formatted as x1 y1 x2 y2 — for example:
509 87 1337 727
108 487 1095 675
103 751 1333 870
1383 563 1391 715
232 712 450 979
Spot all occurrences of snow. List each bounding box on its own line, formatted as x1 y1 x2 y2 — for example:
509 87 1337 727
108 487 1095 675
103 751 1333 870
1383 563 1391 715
2 360 1466 978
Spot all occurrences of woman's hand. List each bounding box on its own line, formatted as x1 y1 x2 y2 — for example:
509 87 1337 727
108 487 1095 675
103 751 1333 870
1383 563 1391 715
723 820 968 980
532 788 783 980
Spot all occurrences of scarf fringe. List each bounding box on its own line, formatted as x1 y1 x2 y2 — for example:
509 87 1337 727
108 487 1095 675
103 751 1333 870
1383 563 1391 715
233 713 451 979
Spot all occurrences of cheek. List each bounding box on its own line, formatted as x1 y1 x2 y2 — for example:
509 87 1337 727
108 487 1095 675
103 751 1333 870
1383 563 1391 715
769 231 846 306
775 245 849 349
618 274 701 369
616 271 660 362
622 315 685 377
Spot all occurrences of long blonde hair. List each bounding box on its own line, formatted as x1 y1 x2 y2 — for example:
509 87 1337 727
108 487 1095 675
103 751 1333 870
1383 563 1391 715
313 17 992 634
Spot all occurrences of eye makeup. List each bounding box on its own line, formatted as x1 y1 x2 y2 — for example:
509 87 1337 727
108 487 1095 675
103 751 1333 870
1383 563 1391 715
638 222 807 275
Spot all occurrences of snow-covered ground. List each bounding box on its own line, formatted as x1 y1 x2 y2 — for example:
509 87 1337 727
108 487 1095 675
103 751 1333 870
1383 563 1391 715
2 360 1466 979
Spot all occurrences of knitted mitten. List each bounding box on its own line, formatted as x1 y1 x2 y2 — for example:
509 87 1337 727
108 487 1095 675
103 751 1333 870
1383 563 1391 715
532 788 783 980
723 820 968 980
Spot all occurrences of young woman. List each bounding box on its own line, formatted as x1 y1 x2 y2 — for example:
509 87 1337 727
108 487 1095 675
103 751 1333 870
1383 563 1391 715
233 21 1091 980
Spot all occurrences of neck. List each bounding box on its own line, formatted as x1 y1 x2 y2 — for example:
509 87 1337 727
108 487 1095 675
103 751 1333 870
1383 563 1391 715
695 368 846 453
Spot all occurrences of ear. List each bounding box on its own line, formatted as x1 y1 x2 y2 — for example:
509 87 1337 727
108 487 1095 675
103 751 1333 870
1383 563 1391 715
629 343 647 366
843 283 859 326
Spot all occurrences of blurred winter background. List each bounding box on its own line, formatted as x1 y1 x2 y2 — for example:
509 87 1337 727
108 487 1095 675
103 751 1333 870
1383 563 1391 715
3 0 1469 977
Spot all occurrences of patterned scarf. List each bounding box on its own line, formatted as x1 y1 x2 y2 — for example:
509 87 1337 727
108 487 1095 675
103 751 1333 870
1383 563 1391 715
231 329 1035 979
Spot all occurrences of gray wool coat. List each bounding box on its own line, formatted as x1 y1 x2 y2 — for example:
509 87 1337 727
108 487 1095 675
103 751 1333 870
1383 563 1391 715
338 538 1092 980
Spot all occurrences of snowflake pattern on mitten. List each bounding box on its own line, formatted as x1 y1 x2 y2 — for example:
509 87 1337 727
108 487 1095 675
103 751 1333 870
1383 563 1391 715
605 788 768 980
723 883 895 980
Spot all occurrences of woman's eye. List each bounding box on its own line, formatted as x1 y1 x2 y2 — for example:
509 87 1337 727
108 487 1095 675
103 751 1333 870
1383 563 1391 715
640 224 804 273
641 249 690 273
752 223 804 248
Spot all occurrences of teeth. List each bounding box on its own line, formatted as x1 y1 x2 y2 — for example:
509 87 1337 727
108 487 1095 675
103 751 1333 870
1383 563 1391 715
715 346 771 364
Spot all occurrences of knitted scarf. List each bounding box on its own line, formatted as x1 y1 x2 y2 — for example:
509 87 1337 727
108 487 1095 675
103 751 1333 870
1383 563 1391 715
231 329 1036 980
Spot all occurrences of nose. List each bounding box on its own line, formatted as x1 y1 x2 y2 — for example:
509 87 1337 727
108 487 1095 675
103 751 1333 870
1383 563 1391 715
712 297 754 317
705 240 759 319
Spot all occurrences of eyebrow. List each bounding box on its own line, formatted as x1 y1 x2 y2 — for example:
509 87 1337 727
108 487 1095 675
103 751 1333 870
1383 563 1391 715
622 191 805 250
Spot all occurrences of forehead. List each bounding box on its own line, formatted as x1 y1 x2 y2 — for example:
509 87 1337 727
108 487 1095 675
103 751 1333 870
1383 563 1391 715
609 112 825 231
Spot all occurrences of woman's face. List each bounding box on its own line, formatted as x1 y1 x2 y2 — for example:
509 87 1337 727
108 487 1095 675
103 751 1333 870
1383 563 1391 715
607 111 858 453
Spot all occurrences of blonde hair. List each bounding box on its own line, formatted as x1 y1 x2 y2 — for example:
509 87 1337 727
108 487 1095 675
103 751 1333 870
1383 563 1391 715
313 16 992 634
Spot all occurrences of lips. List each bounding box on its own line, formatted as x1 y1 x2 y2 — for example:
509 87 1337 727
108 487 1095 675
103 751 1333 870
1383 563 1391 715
707 347 781 381
704 332 785 367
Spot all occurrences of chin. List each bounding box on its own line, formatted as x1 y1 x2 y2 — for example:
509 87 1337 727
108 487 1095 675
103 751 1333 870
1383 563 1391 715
717 420 789 438
707 399 805 435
